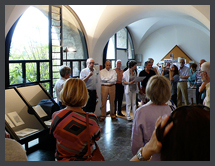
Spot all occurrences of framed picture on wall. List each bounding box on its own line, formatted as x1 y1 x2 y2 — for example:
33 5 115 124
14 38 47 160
170 53 174 59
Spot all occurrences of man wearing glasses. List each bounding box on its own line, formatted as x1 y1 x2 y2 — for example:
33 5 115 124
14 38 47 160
80 58 99 113
177 58 190 107
200 61 210 108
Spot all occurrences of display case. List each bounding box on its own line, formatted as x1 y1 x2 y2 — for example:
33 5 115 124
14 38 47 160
5 84 59 152
15 84 60 126
5 88 47 143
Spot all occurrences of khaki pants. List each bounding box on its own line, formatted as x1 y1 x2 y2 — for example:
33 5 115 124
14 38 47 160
101 85 116 118
177 82 189 106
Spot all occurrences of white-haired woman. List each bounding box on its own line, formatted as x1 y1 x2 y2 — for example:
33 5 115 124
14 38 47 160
131 75 172 161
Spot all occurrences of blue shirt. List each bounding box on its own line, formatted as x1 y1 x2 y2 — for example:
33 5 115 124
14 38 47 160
80 68 98 90
188 69 196 86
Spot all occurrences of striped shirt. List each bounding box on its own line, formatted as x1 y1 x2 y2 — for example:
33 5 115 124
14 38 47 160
195 70 202 85
50 109 100 161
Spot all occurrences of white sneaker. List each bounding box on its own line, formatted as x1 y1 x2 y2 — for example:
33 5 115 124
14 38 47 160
127 117 132 121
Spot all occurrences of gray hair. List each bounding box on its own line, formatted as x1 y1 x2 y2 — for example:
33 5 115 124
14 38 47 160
148 58 154 62
86 58 94 64
59 65 71 77
116 59 122 64
201 62 210 78
146 75 171 105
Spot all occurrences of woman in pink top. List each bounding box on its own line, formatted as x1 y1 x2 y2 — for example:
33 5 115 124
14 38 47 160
131 75 172 161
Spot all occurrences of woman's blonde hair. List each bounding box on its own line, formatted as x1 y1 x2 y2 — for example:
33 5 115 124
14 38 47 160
146 75 171 105
60 78 88 107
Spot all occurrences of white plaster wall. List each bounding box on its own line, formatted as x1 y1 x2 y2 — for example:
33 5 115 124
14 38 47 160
139 25 210 67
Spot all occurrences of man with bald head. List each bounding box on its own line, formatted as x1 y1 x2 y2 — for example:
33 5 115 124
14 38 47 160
177 58 190 106
200 61 210 108
99 60 117 121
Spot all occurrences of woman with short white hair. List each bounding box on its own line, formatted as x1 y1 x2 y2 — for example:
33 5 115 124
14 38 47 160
131 75 172 161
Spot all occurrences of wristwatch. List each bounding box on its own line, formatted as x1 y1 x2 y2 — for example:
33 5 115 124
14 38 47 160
136 147 152 161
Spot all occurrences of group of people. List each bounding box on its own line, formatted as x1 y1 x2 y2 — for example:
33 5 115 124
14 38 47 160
50 57 210 161
160 58 210 108
5 56 210 161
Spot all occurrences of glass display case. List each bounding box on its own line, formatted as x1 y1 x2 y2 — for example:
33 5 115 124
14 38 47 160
5 88 46 142
15 84 60 126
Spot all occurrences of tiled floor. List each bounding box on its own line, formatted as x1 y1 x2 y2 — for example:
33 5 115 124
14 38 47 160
27 109 134 161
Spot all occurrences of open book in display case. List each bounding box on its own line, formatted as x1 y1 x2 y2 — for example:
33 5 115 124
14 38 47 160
5 84 59 151
15 83 60 126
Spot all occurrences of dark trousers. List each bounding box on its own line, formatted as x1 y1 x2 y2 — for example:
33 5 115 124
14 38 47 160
115 83 124 115
196 83 203 104
58 101 66 109
171 94 177 107
83 89 97 113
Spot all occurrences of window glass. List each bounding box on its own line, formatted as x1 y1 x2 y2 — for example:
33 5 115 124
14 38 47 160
41 82 50 93
72 61 80 77
106 28 135 65
107 35 115 59
116 28 127 49
111 60 115 69
9 63 23 85
7 5 88 96
128 39 133 59
53 72 59 79
40 62 49 81
62 6 85 60
81 61 86 71
9 6 49 60
26 63 37 82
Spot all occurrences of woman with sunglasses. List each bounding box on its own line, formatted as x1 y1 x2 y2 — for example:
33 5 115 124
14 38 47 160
131 105 210 161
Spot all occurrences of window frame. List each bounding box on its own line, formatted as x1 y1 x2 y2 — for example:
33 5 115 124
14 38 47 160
105 27 135 68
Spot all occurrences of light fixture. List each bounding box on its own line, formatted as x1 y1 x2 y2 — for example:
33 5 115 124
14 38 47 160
64 47 77 65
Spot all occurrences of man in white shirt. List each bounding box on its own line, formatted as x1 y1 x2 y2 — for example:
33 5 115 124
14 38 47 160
200 61 210 108
80 58 98 113
177 58 190 106
55 65 71 109
100 60 117 121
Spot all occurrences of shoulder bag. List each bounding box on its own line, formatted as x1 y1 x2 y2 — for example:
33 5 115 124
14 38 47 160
85 113 105 161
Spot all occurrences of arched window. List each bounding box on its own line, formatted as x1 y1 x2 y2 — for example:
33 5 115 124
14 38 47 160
5 5 88 97
106 27 135 69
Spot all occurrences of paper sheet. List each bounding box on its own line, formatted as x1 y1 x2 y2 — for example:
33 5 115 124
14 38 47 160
44 119 52 126
33 105 48 118
134 76 146 82
5 114 15 128
15 128 39 137
7 112 25 127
